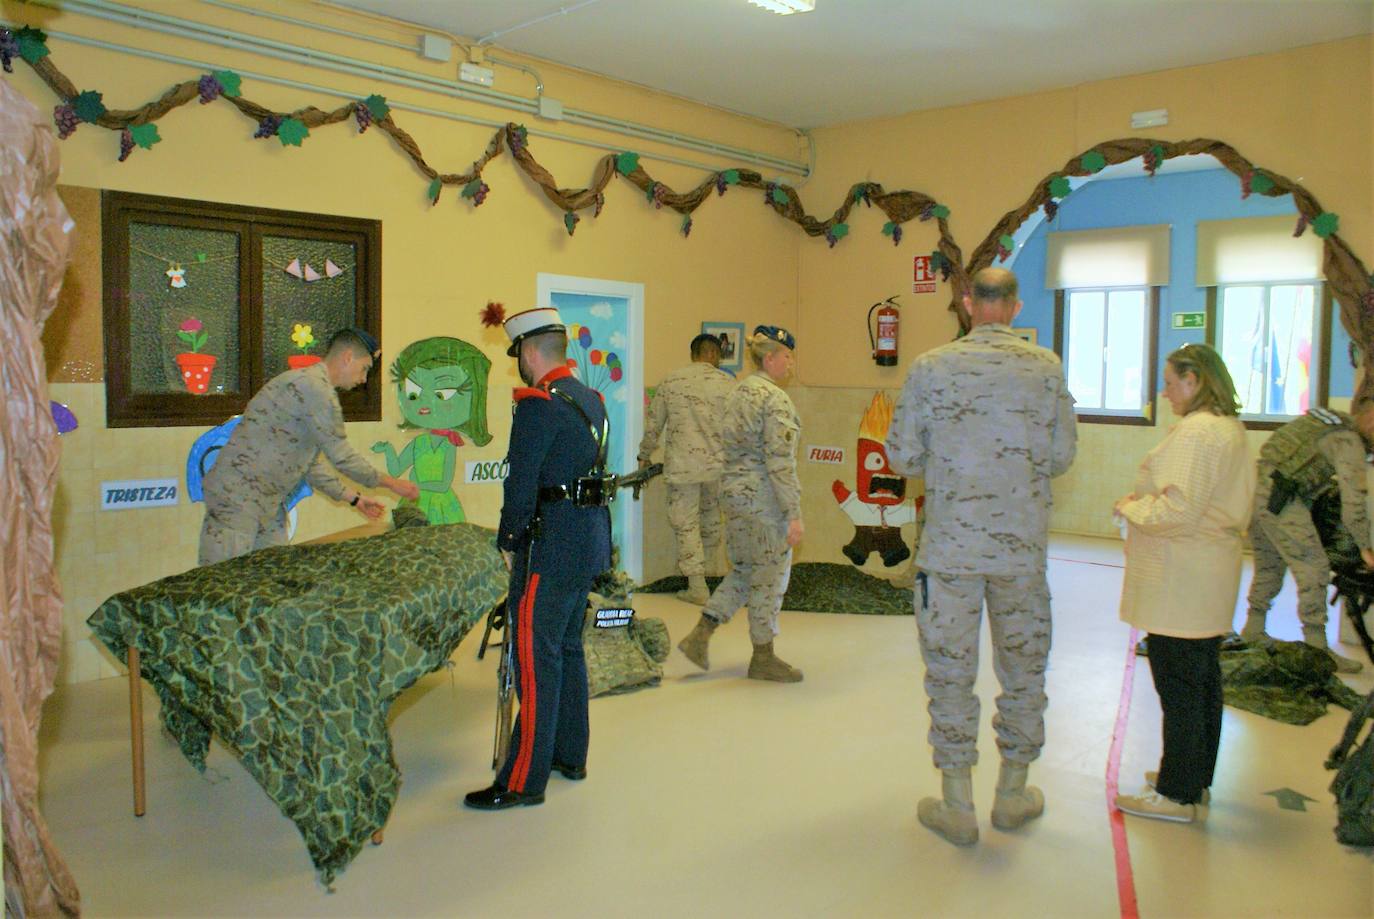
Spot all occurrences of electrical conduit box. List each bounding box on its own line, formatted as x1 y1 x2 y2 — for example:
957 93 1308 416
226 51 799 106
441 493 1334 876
459 62 494 87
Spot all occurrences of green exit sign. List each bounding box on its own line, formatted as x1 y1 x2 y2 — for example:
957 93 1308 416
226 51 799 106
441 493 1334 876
1171 312 1206 330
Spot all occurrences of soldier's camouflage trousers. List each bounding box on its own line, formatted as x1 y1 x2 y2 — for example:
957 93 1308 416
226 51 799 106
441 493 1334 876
198 505 288 566
703 510 791 645
1247 474 1331 632
918 571 1052 769
667 480 723 577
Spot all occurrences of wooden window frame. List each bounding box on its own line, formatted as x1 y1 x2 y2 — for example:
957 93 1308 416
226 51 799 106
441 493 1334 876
1205 283 1332 432
101 190 382 428
1052 286 1159 426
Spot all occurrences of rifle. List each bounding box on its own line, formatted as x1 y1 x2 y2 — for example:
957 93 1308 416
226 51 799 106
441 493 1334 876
614 462 663 501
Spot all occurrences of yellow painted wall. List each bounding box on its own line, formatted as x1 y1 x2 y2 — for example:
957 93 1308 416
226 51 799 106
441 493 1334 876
11 0 801 682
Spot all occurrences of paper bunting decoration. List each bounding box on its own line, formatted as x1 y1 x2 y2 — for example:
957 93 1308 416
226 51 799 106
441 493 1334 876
285 258 302 278
325 259 343 278
303 263 321 282
166 267 187 288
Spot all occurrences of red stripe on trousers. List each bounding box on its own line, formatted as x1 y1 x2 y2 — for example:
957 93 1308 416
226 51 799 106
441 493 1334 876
510 574 540 792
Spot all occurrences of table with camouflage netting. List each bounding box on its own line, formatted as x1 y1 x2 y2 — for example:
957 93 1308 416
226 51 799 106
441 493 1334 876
87 521 507 883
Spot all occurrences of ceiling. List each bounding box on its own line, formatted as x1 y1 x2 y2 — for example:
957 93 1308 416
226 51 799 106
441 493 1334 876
325 0 1373 128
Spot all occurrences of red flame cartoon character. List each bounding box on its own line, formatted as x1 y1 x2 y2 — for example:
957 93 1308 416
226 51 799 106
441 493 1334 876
831 392 921 567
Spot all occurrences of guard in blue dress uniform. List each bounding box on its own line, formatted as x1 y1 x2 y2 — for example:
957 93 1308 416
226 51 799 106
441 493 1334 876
465 307 612 810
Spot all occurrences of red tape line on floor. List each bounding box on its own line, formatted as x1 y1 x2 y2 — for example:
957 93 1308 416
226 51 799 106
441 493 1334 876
1106 627 1141 919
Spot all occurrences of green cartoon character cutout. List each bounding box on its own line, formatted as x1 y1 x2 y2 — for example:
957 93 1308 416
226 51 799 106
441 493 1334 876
372 337 492 524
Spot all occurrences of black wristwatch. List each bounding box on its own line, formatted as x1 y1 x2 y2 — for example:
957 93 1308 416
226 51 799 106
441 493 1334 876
350 494 361 507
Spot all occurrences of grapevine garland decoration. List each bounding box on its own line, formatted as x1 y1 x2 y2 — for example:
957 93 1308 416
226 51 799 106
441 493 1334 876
962 137 1374 405
0 24 963 274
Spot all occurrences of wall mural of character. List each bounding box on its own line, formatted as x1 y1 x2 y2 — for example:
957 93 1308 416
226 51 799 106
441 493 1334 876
831 391 922 567
372 336 492 524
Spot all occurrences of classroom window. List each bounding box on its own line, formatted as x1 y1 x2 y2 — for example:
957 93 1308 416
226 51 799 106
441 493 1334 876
101 191 381 428
1054 287 1158 425
1212 282 1327 424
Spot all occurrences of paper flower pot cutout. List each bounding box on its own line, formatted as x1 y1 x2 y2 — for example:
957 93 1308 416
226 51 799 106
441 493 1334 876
175 352 217 394
287 354 322 369
288 323 320 368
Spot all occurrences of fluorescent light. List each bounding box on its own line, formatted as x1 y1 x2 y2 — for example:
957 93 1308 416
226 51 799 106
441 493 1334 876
746 0 815 14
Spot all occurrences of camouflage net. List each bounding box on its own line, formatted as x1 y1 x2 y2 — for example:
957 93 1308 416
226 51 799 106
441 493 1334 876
639 562 914 616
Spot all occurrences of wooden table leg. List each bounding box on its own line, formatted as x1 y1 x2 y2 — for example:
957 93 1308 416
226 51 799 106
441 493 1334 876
128 644 146 817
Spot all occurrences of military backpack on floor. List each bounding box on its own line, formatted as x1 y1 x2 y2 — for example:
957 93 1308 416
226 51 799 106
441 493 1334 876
1326 689 1374 847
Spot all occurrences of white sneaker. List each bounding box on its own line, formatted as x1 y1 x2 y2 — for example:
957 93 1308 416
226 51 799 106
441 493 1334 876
1145 771 1210 805
1115 790 1195 824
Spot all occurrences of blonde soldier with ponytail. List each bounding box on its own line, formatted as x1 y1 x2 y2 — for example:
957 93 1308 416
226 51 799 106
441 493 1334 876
677 326 806 683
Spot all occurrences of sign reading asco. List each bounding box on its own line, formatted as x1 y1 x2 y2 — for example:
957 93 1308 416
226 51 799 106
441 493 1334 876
100 478 179 510
464 459 510 484
913 256 937 294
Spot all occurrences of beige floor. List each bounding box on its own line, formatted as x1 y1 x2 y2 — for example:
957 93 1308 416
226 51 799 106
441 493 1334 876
35 535 1374 918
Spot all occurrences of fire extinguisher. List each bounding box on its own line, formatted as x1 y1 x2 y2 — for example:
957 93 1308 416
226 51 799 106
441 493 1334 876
868 296 900 366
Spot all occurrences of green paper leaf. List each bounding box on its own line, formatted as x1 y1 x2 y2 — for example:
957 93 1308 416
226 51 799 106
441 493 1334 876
177 330 194 346
850 184 867 203
72 90 106 124
999 234 1016 250
770 186 789 206
16 27 48 65
194 252 207 263
427 177 442 204
213 70 242 98
195 331 208 351
615 151 640 175
830 222 849 240
129 122 160 150
363 93 389 121
645 183 658 202
1081 151 1107 173
276 117 309 146
881 221 896 237
930 204 950 219
721 168 740 185
1150 143 1165 162
1049 176 1071 198
1250 173 1275 195
1313 212 1340 238
461 178 483 199
564 212 577 235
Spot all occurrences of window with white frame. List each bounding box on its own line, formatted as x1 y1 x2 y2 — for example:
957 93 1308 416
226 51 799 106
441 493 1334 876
1215 282 1321 420
1062 288 1152 415
1197 215 1327 424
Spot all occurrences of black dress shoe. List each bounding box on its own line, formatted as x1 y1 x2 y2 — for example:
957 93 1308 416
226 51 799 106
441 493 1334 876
463 783 545 810
552 761 587 781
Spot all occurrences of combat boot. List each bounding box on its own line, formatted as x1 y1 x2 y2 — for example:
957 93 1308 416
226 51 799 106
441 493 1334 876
1239 612 1270 643
677 614 719 670
918 767 978 846
676 575 710 605
747 641 803 682
990 760 1044 831
1304 625 1363 674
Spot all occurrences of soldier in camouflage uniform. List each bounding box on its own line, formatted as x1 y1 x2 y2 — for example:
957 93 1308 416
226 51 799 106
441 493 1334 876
1243 404 1374 674
677 326 805 683
885 268 1077 846
200 329 419 565
638 333 736 603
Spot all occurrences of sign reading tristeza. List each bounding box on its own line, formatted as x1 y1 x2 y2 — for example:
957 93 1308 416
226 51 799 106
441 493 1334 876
464 459 510 484
806 446 846 465
100 478 180 510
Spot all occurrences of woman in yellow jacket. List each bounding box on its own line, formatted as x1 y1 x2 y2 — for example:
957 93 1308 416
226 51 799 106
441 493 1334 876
1114 344 1254 824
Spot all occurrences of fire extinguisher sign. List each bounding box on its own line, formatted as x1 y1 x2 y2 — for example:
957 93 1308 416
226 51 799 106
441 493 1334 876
913 256 937 294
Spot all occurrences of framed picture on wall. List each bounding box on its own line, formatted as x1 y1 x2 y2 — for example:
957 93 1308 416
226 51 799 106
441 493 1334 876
1012 327 1038 345
701 321 745 373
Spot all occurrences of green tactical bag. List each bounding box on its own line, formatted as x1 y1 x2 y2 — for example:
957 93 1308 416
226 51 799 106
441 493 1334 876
1326 689 1374 847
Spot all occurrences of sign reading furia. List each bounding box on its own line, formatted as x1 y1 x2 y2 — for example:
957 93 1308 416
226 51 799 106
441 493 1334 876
100 478 180 510
463 459 510 484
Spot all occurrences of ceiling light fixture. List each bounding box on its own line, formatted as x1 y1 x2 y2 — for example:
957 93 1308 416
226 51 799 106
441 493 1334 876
746 0 815 14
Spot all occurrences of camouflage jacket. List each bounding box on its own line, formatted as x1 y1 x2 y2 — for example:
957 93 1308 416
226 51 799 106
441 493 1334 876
204 362 381 525
638 361 735 484
1259 409 1371 549
720 373 803 523
886 323 1077 575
